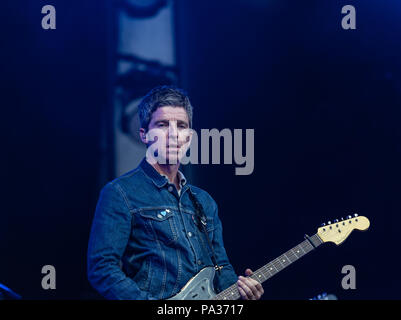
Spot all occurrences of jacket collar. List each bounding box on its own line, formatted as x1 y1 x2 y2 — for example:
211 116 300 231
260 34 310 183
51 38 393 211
140 158 188 189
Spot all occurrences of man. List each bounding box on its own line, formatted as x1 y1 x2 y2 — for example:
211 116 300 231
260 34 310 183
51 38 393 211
87 86 264 300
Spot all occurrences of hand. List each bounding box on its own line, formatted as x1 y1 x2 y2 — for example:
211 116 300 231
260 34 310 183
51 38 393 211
237 268 264 300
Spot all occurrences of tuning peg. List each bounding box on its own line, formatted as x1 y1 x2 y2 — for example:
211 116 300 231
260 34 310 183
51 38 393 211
354 213 358 217
321 223 326 227
341 217 344 221
334 219 339 223
346 215 352 219
327 221 331 225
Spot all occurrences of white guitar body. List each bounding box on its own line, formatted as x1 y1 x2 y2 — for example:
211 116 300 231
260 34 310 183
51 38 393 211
168 267 217 300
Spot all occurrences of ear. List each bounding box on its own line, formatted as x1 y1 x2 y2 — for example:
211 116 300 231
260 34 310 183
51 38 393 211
139 128 147 144
187 128 194 143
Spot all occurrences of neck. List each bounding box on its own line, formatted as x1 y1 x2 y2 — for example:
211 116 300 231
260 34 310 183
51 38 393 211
149 160 180 187
213 234 323 300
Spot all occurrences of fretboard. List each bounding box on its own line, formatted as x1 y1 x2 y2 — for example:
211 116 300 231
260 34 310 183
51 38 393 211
213 233 323 300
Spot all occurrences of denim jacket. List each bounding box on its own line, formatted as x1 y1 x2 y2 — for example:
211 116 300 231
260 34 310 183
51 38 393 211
87 158 238 300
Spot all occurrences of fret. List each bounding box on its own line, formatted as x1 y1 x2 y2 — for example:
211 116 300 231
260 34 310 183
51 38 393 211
276 258 285 268
253 270 266 282
290 249 299 260
311 234 323 247
282 255 289 263
214 234 322 300
271 261 280 272
216 284 240 300
274 261 284 273
300 240 314 253
277 257 285 268
264 265 274 276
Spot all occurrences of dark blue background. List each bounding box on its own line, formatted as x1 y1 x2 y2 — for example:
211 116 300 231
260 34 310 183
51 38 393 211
1 0 400 299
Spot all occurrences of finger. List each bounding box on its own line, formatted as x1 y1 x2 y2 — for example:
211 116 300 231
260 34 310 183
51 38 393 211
238 278 254 300
242 276 264 299
238 277 255 300
239 283 255 300
237 284 248 300
241 277 260 299
245 268 253 276
252 279 263 294
244 269 264 297
252 280 264 298
252 281 263 300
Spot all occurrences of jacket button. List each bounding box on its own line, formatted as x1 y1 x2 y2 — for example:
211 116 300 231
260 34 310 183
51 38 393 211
197 260 202 265
187 232 193 238
168 186 174 192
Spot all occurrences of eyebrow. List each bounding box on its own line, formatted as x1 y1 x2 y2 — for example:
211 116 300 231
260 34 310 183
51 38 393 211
177 120 189 126
155 119 189 126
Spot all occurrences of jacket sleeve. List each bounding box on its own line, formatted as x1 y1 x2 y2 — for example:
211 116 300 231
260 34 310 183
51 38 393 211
87 182 156 300
210 200 239 292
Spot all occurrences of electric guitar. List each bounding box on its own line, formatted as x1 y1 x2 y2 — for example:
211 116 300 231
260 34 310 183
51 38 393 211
168 214 370 300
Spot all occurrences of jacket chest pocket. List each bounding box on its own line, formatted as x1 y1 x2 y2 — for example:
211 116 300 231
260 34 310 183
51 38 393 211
137 209 179 246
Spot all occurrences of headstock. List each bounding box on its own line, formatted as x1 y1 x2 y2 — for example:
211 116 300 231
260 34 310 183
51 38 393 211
317 214 370 245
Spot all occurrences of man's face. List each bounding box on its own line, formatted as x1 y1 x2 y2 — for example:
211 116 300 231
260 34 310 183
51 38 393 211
140 106 192 165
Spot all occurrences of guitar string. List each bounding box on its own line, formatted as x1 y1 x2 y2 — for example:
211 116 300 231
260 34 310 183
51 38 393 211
214 239 317 299
216 256 306 299
252 245 311 277
215 234 324 300
216 229 359 300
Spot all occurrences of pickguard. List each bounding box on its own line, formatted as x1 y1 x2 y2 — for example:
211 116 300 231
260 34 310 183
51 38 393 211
168 267 217 300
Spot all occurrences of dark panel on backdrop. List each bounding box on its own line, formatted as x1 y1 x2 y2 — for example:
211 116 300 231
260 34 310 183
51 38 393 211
1 1 114 299
175 0 401 299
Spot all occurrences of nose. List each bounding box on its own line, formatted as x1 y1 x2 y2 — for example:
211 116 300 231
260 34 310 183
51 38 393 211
167 121 178 142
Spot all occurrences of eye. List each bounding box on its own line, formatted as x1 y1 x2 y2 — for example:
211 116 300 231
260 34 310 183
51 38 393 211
178 122 188 129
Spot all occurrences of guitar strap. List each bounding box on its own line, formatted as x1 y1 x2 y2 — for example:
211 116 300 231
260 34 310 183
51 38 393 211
188 190 223 274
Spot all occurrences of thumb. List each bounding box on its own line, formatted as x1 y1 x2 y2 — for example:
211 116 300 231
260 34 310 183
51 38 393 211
245 268 253 276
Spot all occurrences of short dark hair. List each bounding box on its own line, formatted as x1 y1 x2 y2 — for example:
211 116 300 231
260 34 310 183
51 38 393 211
138 85 193 131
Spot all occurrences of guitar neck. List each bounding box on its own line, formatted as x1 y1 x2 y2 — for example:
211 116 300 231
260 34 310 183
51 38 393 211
213 233 323 300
